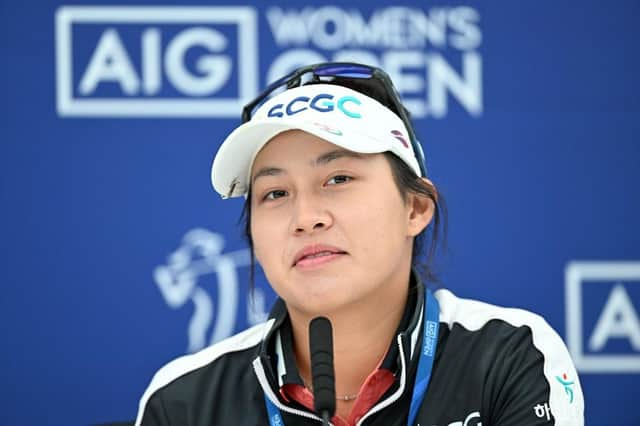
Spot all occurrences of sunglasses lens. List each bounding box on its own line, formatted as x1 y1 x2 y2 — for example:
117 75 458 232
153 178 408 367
314 64 373 79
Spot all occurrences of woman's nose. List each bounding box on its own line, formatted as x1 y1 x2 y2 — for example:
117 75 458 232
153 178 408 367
290 193 333 235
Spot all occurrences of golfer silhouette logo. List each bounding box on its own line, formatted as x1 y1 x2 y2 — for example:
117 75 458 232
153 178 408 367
153 228 266 352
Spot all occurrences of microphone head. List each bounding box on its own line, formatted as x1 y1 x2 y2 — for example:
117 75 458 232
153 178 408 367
309 317 336 419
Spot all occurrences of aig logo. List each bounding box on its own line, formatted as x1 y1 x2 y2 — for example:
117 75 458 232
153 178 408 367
566 261 640 373
54 6 257 117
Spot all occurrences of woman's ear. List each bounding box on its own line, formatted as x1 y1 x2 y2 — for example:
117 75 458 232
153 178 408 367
407 178 436 237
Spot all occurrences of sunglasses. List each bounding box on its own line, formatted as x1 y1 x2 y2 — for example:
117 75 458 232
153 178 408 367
241 62 427 177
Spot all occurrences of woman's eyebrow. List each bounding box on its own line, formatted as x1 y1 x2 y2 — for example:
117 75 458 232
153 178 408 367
253 150 366 184
252 167 283 184
314 149 366 166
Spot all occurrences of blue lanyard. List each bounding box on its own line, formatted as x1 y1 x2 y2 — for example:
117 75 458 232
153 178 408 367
406 288 440 426
264 288 440 426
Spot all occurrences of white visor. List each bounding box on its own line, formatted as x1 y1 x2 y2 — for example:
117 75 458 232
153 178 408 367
211 84 421 198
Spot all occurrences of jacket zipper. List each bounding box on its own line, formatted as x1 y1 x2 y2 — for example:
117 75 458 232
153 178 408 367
355 335 408 426
253 357 333 425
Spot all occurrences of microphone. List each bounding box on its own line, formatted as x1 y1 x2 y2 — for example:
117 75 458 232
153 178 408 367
309 317 336 425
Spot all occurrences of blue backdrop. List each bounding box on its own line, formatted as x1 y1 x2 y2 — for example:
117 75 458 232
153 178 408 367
1 1 639 425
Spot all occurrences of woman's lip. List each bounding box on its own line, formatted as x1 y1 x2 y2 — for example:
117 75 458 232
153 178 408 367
293 244 347 266
294 252 346 269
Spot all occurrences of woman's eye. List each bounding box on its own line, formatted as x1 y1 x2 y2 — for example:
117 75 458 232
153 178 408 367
326 175 352 185
264 189 287 201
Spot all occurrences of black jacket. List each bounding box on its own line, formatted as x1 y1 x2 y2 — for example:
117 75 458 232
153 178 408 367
136 278 584 425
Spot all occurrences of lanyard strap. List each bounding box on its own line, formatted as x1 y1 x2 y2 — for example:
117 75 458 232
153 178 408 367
406 288 440 426
265 288 440 426
264 391 285 426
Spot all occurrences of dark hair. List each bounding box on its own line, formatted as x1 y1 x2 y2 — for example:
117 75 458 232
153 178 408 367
382 152 447 285
239 77 448 290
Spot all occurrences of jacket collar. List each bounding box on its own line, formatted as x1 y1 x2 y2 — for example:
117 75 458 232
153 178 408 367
256 270 427 388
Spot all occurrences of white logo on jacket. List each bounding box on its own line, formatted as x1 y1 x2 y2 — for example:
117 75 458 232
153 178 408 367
419 410 481 426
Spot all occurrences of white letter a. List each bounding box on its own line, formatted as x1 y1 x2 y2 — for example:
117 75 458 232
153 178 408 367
589 284 640 351
79 28 140 95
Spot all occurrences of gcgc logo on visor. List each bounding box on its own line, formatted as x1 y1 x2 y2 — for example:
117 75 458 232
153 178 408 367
266 93 362 119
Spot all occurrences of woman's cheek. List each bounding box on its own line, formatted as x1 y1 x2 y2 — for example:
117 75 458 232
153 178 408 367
250 219 266 264
252 218 280 269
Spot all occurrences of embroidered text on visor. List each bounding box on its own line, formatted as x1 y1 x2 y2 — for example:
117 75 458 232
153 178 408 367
267 94 362 119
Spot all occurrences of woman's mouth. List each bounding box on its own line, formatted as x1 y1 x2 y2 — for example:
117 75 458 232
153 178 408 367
293 245 347 269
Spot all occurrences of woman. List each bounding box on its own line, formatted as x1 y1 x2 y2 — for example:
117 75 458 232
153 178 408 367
135 63 584 425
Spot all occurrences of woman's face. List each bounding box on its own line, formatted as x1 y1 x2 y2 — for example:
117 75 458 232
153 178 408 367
250 129 430 317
